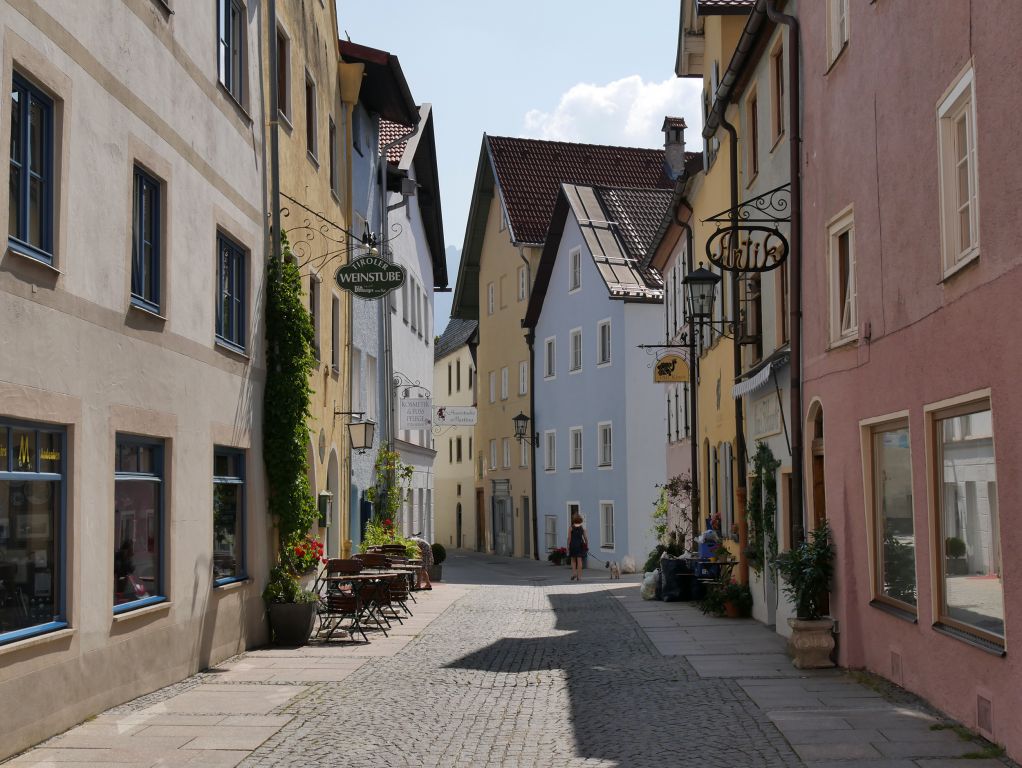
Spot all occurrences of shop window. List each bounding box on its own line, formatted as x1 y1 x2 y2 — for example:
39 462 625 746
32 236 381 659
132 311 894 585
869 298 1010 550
0 421 66 644
8 74 54 264
213 448 245 585
869 421 917 609
113 436 166 612
932 402 1003 645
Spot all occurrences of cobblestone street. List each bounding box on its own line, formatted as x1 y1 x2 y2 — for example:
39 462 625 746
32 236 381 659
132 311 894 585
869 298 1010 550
4 552 1012 768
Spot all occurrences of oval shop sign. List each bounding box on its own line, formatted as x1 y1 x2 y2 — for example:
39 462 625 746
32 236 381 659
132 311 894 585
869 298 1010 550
336 255 406 300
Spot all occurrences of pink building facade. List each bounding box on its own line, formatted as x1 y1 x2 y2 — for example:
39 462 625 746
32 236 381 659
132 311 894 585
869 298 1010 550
801 0 1022 756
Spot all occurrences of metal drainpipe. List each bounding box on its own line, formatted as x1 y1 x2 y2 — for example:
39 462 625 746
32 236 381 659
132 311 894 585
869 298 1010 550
525 328 539 560
673 199 699 546
721 115 749 586
765 0 803 544
268 0 280 262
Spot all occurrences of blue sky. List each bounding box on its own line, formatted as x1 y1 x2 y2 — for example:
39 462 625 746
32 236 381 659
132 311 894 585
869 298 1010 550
335 1 703 333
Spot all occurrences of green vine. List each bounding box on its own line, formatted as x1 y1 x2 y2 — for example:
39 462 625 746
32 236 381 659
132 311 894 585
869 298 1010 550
746 442 780 575
262 233 319 602
361 445 419 558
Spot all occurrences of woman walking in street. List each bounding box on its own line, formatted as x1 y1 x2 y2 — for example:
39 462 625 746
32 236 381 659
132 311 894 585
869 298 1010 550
567 512 588 582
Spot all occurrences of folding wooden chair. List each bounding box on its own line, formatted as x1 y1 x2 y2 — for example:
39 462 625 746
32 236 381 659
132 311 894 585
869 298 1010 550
317 591 367 643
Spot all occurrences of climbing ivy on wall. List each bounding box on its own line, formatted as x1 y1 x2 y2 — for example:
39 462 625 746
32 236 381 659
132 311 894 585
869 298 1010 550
746 442 780 574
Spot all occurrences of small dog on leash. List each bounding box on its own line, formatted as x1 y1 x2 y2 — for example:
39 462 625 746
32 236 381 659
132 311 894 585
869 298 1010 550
605 560 621 579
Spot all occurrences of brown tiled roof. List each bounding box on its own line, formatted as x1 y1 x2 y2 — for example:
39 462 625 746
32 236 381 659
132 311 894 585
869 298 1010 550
662 116 688 130
486 136 672 245
697 0 755 13
380 119 413 164
434 319 477 361
595 187 674 268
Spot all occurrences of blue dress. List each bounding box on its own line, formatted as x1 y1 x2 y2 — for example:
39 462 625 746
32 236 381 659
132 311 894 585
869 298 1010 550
568 525 587 557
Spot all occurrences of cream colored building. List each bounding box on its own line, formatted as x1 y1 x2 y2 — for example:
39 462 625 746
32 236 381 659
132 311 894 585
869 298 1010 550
265 0 352 557
433 320 478 550
0 1 269 759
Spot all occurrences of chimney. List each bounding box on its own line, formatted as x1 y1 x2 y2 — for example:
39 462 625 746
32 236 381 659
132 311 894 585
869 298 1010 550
662 116 687 180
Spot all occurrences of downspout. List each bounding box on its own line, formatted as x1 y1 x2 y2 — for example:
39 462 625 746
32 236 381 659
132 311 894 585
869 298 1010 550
520 249 539 560
673 200 699 546
721 115 749 586
765 0 803 544
268 0 280 262
338 59 364 557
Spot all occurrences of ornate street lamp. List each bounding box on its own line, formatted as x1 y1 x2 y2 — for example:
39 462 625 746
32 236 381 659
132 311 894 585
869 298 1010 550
682 262 722 323
512 412 539 447
347 419 376 455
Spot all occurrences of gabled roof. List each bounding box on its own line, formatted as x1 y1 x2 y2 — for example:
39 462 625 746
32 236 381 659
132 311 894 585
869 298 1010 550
451 135 672 320
697 0 755 14
434 319 478 362
338 40 419 126
380 119 412 164
523 184 670 329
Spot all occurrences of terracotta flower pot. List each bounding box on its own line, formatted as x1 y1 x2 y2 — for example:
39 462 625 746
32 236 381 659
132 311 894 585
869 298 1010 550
787 617 835 669
723 600 741 618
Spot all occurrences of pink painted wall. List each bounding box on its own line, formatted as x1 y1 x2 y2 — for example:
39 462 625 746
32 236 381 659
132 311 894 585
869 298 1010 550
800 0 1022 756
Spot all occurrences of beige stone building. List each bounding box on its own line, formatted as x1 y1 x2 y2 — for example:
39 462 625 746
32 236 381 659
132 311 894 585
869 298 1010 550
0 0 269 758
433 319 479 550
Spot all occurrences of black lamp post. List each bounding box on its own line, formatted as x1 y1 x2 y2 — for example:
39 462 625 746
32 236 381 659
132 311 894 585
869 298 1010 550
682 262 721 323
512 412 538 447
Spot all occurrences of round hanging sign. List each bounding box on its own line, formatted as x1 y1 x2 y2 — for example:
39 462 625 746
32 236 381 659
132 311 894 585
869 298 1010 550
335 255 406 300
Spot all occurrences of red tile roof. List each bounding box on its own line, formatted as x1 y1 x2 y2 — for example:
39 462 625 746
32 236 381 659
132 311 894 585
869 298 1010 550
380 119 414 164
486 136 672 245
697 0 755 12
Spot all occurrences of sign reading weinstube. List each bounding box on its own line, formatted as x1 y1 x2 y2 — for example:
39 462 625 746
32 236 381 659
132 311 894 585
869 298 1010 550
434 406 477 426
399 397 432 430
335 255 406 300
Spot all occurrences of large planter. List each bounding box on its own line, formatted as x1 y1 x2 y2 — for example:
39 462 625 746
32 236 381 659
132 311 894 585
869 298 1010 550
787 617 835 669
428 564 442 582
268 602 317 646
723 600 741 618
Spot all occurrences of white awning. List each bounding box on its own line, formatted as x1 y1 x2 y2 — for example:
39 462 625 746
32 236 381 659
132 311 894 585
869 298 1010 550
732 363 773 399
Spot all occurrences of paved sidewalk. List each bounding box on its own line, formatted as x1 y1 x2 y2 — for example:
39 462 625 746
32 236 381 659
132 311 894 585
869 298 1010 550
1 553 1012 767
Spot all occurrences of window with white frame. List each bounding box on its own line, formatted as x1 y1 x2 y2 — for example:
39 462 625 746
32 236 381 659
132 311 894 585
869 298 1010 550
545 515 557 551
826 0 849 66
569 247 581 291
597 319 611 365
520 438 529 467
500 366 508 400
828 208 856 345
569 328 582 372
502 437 511 468
518 265 528 301
569 427 582 470
600 502 615 548
544 431 556 471
366 354 377 420
598 422 612 467
217 0 246 104
519 361 528 395
487 282 495 315
544 337 556 378
488 371 496 403
489 439 496 470
938 65 979 275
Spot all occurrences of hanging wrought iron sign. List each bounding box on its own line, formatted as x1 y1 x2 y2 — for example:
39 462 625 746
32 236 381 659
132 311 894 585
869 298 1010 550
654 354 690 383
335 255 406 300
703 183 791 273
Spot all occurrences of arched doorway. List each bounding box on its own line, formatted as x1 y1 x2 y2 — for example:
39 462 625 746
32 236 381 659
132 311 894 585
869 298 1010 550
805 399 829 615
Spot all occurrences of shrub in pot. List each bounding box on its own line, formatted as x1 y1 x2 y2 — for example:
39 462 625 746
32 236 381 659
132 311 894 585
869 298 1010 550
945 536 968 575
775 520 835 668
429 542 446 581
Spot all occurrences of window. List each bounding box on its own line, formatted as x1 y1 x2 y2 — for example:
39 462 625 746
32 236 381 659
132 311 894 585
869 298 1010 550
351 347 362 412
213 449 245 584
867 421 916 609
569 328 582 372
329 118 338 195
0 421 66 644
770 45 784 142
309 273 320 360
489 439 496 470
8 74 54 263
448 439 453 464
402 279 409 324
746 90 759 178
487 282 495 315
520 438 529 468
456 359 461 391
275 27 290 121
500 367 509 400
216 232 247 350
331 295 340 371
366 354 377 419
499 275 507 309
938 65 979 275
569 427 582 470
569 247 581 291
598 422 612 467
488 371 496 403
131 165 161 312
304 73 317 160
720 442 734 535
518 265 528 301
113 437 165 612
519 361 528 395
932 401 1003 644
447 363 452 395
600 502 615 549
545 515 557 552
827 209 856 345
742 273 763 361
544 338 556 378
502 438 511 468
410 280 418 334
597 320 611 366
826 0 849 66
468 367 474 392
544 431 556 471
456 437 462 463
217 0 245 103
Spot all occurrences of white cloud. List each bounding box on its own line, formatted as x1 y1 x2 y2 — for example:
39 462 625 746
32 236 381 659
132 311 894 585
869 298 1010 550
523 75 703 149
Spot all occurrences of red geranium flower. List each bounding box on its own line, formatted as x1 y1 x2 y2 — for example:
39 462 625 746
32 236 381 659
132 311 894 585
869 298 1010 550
295 546 305 557
384 519 392 527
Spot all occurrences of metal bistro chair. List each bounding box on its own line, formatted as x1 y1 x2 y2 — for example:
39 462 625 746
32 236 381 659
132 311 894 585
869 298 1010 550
357 552 391 571
317 590 368 643
357 579 395 636
385 573 413 618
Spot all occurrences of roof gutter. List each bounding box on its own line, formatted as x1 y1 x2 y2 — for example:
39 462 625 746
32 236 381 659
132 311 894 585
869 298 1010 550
702 0 769 140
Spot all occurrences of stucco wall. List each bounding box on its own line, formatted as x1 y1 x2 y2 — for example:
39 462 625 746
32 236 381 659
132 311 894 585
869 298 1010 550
433 344 477 550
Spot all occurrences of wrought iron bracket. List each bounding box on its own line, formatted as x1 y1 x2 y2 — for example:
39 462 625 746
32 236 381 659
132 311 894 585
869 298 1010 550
703 183 791 272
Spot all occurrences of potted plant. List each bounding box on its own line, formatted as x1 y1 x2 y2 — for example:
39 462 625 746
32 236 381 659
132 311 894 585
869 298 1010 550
775 519 835 668
945 536 968 575
263 535 324 646
430 542 446 581
548 547 567 566
699 579 752 618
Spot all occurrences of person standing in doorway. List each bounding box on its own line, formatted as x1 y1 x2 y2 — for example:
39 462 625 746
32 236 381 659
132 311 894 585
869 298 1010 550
567 512 588 582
